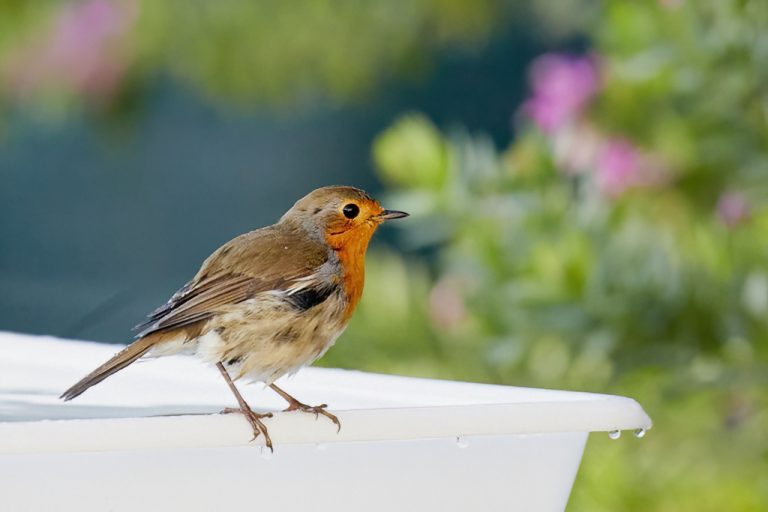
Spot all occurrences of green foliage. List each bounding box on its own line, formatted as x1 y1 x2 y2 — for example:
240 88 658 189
593 0 768 208
0 0 502 114
370 119 768 376
373 114 448 188
338 1 768 510
135 0 498 102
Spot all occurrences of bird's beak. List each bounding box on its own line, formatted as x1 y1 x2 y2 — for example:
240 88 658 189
377 209 409 220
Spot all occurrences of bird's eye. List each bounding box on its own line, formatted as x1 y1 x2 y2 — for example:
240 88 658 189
342 203 360 219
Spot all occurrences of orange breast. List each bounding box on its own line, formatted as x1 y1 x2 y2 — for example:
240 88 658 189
326 228 374 321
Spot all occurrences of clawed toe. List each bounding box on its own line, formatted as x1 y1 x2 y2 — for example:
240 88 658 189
268 384 341 433
285 403 341 432
220 406 274 451
317 408 342 432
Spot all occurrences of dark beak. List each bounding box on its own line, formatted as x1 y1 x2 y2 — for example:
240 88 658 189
378 209 409 220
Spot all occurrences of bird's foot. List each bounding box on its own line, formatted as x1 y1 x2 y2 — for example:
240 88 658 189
220 407 274 450
284 400 341 432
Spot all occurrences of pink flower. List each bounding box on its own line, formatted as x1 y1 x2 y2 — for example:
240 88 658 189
594 137 669 197
428 277 466 332
659 0 685 9
523 53 600 133
5 0 137 101
595 138 641 197
717 192 749 227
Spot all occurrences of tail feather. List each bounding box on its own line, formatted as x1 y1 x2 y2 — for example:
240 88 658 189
60 336 159 401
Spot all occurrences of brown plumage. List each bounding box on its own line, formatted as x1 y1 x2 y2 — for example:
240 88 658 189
60 186 407 450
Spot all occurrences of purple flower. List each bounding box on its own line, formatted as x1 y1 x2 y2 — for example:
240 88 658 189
717 192 749 227
523 53 600 133
5 0 137 100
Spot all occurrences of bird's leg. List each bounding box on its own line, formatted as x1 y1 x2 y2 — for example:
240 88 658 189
269 383 341 432
216 362 274 451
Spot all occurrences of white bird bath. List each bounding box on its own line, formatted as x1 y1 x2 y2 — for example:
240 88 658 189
0 332 651 511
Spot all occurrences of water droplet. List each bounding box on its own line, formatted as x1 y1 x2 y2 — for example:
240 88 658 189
456 436 469 448
608 430 621 440
634 428 646 438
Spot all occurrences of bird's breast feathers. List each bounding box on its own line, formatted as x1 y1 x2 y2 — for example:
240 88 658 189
151 273 350 383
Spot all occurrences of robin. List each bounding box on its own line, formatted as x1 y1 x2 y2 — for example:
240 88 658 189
61 185 408 450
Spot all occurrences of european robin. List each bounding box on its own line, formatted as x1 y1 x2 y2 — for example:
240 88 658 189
61 186 408 450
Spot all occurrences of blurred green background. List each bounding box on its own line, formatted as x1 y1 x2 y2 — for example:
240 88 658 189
1 1 767 510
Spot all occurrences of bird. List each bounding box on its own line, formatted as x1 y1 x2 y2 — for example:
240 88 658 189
60 185 408 450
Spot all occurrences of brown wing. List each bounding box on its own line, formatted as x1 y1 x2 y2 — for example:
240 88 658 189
134 223 329 338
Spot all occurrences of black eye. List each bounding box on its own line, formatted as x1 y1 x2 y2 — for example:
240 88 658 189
342 203 360 219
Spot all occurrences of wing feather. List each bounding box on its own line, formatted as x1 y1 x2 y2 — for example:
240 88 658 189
133 225 330 338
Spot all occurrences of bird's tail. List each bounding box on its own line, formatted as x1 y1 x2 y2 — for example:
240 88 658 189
60 335 159 401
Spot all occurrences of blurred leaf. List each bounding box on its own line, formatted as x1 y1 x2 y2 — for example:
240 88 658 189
373 113 449 188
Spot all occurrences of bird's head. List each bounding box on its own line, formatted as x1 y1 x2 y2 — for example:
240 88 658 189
280 185 408 250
